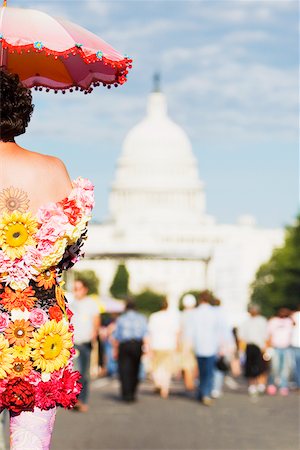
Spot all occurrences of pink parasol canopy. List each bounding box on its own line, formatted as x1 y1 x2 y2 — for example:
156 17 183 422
0 2 132 93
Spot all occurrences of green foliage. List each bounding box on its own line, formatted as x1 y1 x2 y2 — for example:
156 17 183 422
251 216 300 317
134 290 165 315
110 263 130 299
74 270 100 295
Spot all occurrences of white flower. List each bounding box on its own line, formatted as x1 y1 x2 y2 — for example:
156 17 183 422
10 308 31 322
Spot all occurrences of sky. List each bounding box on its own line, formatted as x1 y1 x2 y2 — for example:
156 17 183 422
14 0 299 228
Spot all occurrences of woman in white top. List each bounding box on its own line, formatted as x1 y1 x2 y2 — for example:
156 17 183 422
148 298 180 398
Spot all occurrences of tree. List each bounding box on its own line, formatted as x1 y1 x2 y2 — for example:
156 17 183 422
134 290 165 315
110 263 130 299
251 215 300 317
74 270 100 295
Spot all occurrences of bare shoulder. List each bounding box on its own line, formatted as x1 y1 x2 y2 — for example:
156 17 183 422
23 149 73 199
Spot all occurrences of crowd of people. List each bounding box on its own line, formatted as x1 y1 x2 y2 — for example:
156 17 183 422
71 280 300 408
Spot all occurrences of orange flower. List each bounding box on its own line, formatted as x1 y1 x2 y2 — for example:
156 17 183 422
55 285 66 314
49 305 63 322
5 320 34 346
0 286 37 312
36 268 57 290
10 358 32 379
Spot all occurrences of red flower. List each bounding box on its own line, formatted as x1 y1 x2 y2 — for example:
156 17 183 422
48 305 63 322
55 370 81 408
59 198 82 226
1 378 35 414
35 380 58 410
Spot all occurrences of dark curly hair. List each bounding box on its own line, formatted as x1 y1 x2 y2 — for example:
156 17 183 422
0 70 34 142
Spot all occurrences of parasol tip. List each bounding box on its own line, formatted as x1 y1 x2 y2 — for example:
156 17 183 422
3 0 7 6
153 72 161 93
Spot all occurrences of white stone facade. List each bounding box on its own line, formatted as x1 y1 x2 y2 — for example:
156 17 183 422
78 88 284 325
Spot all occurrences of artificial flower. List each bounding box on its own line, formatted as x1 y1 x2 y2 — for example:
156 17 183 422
29 308 48 327
5 319 34 346
0 286 37 311
39 238 67 271
0 335 13 379
36 268 57 290
0 312 9 331
0 211 38 259
11 344 31 360
1 378 35 413
35 379 58 410
30 320 72 373
55 369 82 408
10 308 31 322
10 358 32 379
49 305 63 322
59 198 82 226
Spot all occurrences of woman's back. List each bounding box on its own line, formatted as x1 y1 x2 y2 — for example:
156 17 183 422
0 142 72 215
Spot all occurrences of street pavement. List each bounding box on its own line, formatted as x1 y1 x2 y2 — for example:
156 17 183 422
3 378 299 450
51 378 298 450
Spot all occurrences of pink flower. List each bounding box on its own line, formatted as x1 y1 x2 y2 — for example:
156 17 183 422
24 370 41 386
70 177 95 214
30 308 48 327
0 313 9 331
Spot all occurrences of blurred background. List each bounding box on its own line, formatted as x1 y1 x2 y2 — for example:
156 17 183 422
8 1 299 449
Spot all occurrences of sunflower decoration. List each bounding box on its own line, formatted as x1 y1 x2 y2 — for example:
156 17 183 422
0 335 14 379
5 319 34 346
11 344 31 360
36 268 57 290
0 211 38 259
0 186 30 214
0 286 37 312
30 319 73 373
10 358 33 379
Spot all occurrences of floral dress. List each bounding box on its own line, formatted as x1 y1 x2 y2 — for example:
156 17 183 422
0 177 94 415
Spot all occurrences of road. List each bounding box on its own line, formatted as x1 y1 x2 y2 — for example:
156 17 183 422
48 378 299 450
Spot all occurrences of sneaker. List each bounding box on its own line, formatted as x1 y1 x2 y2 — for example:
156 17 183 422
257 384 266 394
267 384 277 396
279 387 289 396
202 396 213 407
211 390 222 399
248 385 258 396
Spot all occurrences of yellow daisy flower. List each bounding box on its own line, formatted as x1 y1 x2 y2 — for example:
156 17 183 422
30 319 72 373
0 335 14 379
0 186 30 214
0 211 38 259
11 344 31 360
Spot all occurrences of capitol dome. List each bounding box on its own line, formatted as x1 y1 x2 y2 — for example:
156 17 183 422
109 79 208 228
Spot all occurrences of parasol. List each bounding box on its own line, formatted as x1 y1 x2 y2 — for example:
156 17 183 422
0 1 132 93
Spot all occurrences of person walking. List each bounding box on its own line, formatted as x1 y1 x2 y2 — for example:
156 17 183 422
148 299 180 399
267 308 294 396
189 291 226 406
239 304 268 396
291 305 300 389
180 294 197 391
72 279 100 412
113 300 148 402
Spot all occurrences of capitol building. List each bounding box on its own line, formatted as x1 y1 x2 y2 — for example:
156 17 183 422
78 81 284 324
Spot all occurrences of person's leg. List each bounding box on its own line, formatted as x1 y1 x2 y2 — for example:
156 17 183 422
212 369 224 397
118 342 133 400
10 407 56 450
206 355 216 397
75 343 92 408
279 348 291 394
267 348 279 394
293 347 300 388
196 357 206 399
131 341 142 397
